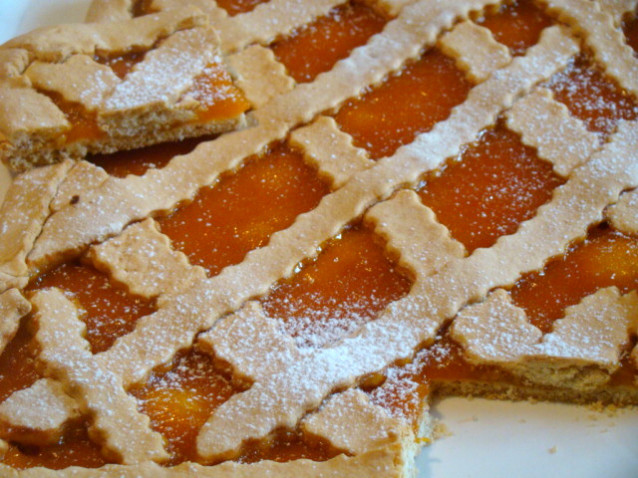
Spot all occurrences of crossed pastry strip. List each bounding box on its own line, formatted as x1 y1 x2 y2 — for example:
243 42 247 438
0 0 637 474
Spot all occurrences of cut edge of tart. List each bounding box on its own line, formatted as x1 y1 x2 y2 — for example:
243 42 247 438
0 0 637 476
0 7 250 172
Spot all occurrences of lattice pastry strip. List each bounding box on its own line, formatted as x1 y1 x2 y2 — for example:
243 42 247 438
24 56 119 111
289 116 373 188
50 161 109 213
450 287 638 387
301 388 408 456
0 289 30 354
601 0 638 24
196 185 464 460
0 8 247 170
198 301 302 383
88 218 207 302
196 114 638 459
1 24 573 445
82 25 576 408
604 188 638 367
0 378 80 445
439 20 511 83
0 160 72 284
32 288 169 464
150 0 346 53
26 0 500 271
607 188 638 235
541 0 638 96
505 87 600 177
227 45 295 109
1 0 637 473
85 0 137 23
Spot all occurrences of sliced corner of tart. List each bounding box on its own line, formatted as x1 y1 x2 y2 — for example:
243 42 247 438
0 6 250 172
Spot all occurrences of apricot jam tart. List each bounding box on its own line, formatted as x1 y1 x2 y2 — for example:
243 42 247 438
0 0 637 476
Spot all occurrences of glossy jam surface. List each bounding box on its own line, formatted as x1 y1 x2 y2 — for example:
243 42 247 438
88 137 208 177
334 50 472 159
27 262 156 354
96 51 145 79
271 2 387 83
215 0 268 16
417 124 563 252
262 225 412 347
511 226 638 333
239 428 343 464
624 13 638 54
46 93 103 144
547 55 638 135
159 143 329 276
187 63 252 122
2 422 107 470
131 349 237 465
0 322 40 403
475 0 553 55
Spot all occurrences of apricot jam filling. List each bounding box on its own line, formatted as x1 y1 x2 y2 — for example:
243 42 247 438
2 420 107 470
546 54 638 136
334 49 472 159
271 2 387 83
216 0 269 16
0 261 151 469
50 55 248 147
417 123 564 252
238 428 345 464
510 224 638 333
371 225 638 425
26 261 156 354
158 142 330 276
44 92 103 145
624 12 638 54
262 224 413 348
95 51 146 79
130 348 238 465
88 136 208 177
130 347 344 465
474 0 554 55
186 62 251 122
0 321 40 404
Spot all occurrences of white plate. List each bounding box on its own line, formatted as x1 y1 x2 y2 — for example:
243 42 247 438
1 2 638 477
